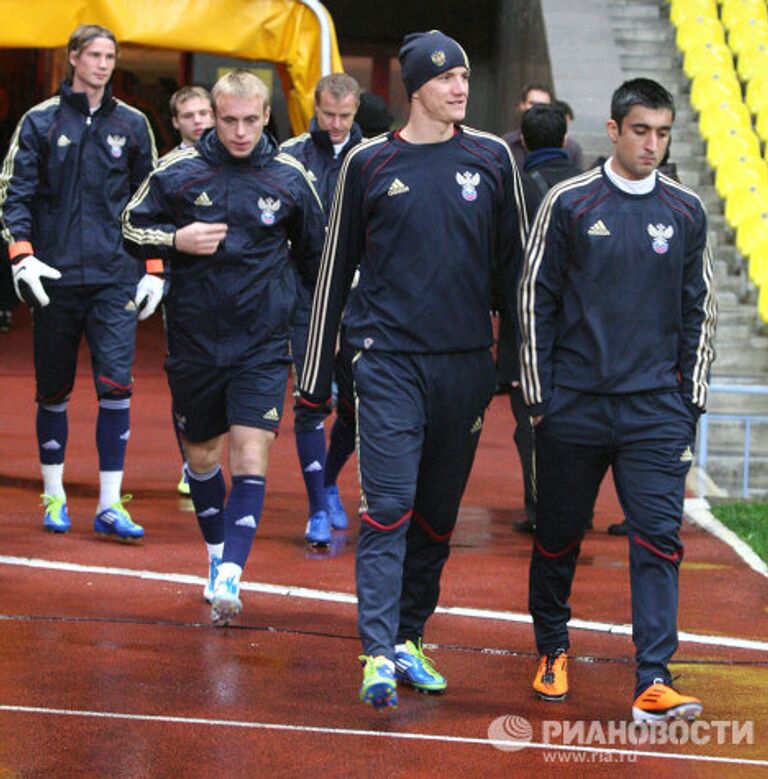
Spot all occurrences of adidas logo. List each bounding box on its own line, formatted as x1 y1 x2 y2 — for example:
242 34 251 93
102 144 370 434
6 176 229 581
263 407 280 421
41 439 61 450
587 219 610 236
57 134 71 147
680 446 694 462
120 430 131 441
194 191 213 207
304 461 322 473
235 515 257 528
387 178 410 197
197 507 220 518
470 416 483 434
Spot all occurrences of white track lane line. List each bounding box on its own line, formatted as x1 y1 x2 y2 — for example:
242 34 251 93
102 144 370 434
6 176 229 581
1 554 767 652
0 705 766 767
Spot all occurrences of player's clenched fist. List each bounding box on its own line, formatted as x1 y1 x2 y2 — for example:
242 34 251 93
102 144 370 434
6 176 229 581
174 222 228 255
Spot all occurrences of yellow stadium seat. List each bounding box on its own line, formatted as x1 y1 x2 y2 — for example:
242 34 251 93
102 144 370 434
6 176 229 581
707 125 762 167
736 210 768 256
748 239 768 285
676 15 726 51
670 0 719 27
755 104 768 141
690 72 743 112
736 41 768 80
745 72 768 113
714 153 768 198
684 41 735 78
698 99 753 139
721 0 768 31
724 183 768 228
727 17 768 58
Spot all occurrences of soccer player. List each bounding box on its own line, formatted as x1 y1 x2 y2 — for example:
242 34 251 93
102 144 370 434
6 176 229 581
166 85 215 496
300 31 527 709
519 78 716 722
281 73 363 544
170 85 214 149
122 70 325 624
0 24 157 540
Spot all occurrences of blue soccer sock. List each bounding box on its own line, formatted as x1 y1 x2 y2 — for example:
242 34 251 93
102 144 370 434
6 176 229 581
37 402 68 466
96 398 130 472
324 417 355 487
295 426 327 515
188 465 226 545
222 475 265 569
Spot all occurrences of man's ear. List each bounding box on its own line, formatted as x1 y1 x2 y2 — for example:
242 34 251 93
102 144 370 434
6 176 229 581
606 118 620 144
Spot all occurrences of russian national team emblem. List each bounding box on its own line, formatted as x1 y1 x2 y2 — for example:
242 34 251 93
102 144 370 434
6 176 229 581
456 171 480 202
647 223 674 254
258 197 281 225
431 50 446 67
107 134 126 158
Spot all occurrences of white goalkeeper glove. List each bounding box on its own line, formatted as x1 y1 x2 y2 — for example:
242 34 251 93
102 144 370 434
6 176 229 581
12 254 62 308
135 273 165 321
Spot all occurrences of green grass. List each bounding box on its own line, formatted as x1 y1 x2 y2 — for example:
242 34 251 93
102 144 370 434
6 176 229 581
709 501 768 564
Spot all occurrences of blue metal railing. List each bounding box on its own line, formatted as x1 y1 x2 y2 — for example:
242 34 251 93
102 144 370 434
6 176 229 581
698 383 768 497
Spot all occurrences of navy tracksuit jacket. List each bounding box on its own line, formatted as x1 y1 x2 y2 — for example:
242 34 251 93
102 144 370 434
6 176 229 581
518 164 717 693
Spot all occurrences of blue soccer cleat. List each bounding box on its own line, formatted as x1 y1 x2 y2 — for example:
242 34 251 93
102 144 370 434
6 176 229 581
359 655 398 710
203 555 222 603
305 509 331 546
394 639 447 693
93 495 144 542
211 573 242 627
42 494 71 533
324 485 348 530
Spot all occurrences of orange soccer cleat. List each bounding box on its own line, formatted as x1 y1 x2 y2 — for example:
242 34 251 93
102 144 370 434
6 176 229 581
632 680 703 723
533 649 568 701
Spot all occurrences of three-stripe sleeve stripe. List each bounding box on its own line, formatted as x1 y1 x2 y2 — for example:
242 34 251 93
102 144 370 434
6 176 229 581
301 136 386 395
121 148 198 246
518 168 603 405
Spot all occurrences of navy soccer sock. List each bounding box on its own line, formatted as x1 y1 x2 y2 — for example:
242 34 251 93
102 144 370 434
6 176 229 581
222 475 266 569
37 402 68 465
96 398 130 471
295 426 327 514
188 465 226 545
324 417 355 487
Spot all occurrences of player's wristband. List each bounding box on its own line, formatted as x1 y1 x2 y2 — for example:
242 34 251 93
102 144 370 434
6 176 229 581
145 258 164 275
9 241 33 263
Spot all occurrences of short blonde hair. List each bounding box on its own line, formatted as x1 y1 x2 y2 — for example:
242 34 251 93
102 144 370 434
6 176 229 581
170 85 212 117
66 24 117 82
212 70 270 111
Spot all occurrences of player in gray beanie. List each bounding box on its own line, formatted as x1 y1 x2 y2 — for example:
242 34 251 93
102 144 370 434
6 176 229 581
398 30 470 98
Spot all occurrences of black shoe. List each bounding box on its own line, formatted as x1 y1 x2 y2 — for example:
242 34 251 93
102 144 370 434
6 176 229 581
608 519 628 536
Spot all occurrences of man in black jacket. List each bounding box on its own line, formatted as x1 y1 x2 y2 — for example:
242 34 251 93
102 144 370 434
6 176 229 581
497 103 581 533
0 24 156 540
123 70 325 626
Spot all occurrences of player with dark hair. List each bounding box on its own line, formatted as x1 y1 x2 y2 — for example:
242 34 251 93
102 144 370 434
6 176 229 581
300 31 527 710
519 77 716 722
123 70 325 620
281 72 363 545
0 23 157 540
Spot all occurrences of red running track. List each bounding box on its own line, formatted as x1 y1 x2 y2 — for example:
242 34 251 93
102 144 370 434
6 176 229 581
0 308 766 777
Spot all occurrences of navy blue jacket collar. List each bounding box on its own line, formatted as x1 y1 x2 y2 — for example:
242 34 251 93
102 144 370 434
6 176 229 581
523 147 567 171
